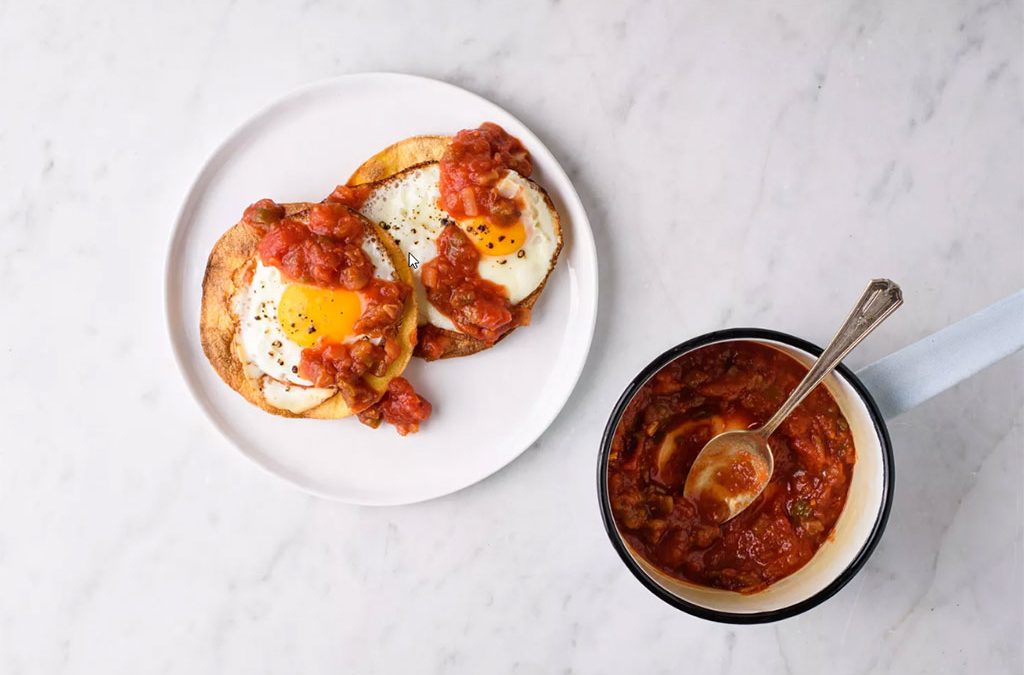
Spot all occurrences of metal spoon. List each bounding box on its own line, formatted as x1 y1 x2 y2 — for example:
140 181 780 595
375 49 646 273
683 279 903 524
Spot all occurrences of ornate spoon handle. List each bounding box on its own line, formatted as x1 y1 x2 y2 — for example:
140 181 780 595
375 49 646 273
761 279 903 437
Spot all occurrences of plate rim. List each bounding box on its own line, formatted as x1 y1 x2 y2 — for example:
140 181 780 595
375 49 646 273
163 72 599 505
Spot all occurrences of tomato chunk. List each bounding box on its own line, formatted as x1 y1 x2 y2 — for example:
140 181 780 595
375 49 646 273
307 202 365 239
417 326 452 361
242 198 286 232
325 183 371 210
357 377 432 435
354 278 410 336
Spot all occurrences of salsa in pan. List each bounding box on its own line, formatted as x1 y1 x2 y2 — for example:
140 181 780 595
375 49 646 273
607 341 855 593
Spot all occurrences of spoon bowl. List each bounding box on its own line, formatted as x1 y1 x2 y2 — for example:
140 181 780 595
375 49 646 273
683 429 773 524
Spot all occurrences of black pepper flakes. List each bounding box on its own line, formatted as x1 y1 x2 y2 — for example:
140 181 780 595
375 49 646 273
291 366 298 374
517 250 526 258
308 326 317 334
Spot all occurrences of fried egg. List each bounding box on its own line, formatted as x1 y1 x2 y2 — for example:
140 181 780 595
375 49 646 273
231 230 398 413
359 163 559 332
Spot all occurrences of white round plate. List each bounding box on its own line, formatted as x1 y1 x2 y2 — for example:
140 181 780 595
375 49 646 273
165 73 598 505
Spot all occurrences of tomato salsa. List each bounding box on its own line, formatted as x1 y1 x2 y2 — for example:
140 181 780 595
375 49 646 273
420 225 517 343
356 377 433 436
420 123 534 346
251 201 375 290
241 199 430 431
439 122 531 225
325 183 371 210
607 341 855 593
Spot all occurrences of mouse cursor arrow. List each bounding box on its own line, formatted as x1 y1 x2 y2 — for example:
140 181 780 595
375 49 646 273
407 252 420 270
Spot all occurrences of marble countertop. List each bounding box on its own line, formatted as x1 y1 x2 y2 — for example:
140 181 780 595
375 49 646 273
2 1 1021 673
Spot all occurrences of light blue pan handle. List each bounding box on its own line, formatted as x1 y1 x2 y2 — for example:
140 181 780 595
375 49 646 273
856 289 1024 420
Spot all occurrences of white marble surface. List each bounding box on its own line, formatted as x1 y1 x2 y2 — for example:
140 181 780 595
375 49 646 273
2 0 1021 672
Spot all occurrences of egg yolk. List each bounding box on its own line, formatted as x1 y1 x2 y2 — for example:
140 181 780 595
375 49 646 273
459 218 527 257
278 284 362 348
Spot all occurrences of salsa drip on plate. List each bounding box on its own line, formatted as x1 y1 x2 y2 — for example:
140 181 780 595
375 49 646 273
608 341 855 593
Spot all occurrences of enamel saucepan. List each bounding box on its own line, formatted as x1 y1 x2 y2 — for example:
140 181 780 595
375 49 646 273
597 290 1024 623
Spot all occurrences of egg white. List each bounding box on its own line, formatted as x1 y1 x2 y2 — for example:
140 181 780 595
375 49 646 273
359 163 559 334
232 227 398 412
261 377 336 413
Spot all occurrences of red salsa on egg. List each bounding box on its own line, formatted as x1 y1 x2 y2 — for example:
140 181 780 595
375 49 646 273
420 224 523 343
607 341 855 593
419 123 534 344
250 202 375 290
439 122 532 225
240 199 430 431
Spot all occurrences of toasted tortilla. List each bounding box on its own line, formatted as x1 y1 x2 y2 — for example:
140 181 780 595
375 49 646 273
348 135 450 184
200 202 418 418
347 141 563 360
